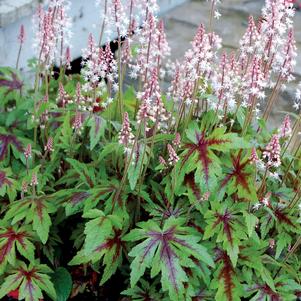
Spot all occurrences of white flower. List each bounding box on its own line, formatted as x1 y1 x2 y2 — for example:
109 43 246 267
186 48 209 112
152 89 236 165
214 10 221 19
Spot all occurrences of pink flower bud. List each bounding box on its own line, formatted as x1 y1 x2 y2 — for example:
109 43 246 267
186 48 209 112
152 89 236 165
173 133 181 148
65 47 71 69
250 147 259 164
159 156 167 166
73 112 82 130
18 25 25 44
31 173 38 186
119 112 134 152
45 137 54 152
279 115 292 138
167 144 179 165
22 180 28 193
24 144 32 159
263 135 281 168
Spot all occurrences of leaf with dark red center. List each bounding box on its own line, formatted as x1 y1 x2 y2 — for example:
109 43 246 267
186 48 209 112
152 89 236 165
0 70 23 94
0 261 56 301
5 196 57 244
0 169 15 200
212 249 242 301
180 123 246 191
260 204 299 239
0 225 35 273
204 204 248 266
69 209 125 284
123 217 214 300
0 170 12 188
0 134 23 161
221 150 257 201
274 207 295 228
246 275 301 301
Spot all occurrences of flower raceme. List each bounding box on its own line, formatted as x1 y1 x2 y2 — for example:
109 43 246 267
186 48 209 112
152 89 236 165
263 134 281 168
279 114 292 138
119 112 134 154
33 0 72 68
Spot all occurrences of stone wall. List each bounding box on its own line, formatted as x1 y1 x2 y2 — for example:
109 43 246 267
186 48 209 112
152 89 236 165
0 0 189 71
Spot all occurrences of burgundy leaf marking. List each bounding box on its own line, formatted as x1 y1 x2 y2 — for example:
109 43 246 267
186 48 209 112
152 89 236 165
184 173 201 200
182 131 229 185
147 226 193 294
274 207 295 227
216 249 236 301
0 71 23 92
248 283 284 301
0 171 12 187
94 228 125 262
213 210 234 247
0 134 23 161
70 192 90 205
221 150 251 193
0 227 30 265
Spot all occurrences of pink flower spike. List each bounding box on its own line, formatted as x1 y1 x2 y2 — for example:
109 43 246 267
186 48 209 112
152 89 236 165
119 112 134 152
24 144 32 159
263 135 281 168
279 115 292 138
167 144 179 165
45 137 54 152
18 25 25 44
65 47 71 69
159 156 167 166
250 147 259 164
173 133 181 148
73 112 82 130
31 173 38 186
22 180 28 193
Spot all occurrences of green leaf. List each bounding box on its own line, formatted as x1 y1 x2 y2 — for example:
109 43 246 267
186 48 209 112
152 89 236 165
0 225 35 273
66 158 96 188
244 212 258 237
127 144 146 191
70 210 125 284
88 115 106 150
124 217 214 300
5 196 57 244
51 267 72 301
0 261 56 301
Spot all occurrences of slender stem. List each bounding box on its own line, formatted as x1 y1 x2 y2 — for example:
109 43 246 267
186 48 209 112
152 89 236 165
281 143 301 186
98 0 108 46
16 44 23 70
257 166 269 198
208 1 215 34
112 124 142 212
273 235 301 278
262 76 281 121
281 116 300 158
117 36 123 120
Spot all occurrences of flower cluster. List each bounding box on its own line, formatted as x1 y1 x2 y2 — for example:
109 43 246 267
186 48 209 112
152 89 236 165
129 13 170 80
33 0 72 67
81 35 118 109
263 134 281 167
119 112 134 154
279 114 292 138
136 69 170 130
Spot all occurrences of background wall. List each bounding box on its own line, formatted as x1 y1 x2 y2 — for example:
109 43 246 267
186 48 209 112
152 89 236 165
0 0 188 72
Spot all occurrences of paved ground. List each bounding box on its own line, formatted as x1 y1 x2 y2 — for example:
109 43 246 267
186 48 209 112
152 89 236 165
162 0 301 126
